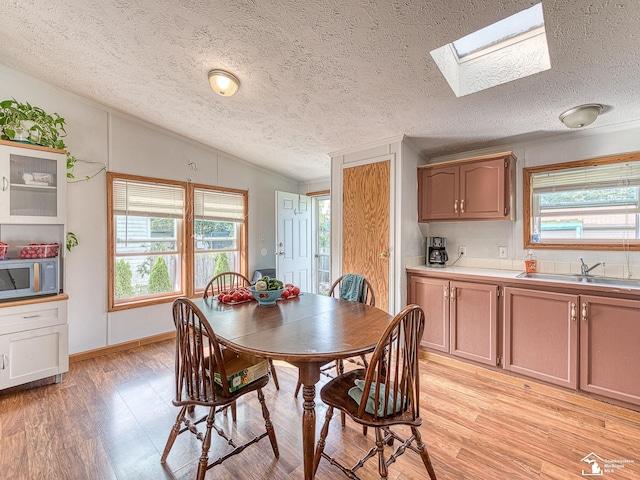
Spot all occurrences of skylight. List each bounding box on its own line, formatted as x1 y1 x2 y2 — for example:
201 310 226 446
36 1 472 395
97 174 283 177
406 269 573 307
452 4 545 60
430 3 550 97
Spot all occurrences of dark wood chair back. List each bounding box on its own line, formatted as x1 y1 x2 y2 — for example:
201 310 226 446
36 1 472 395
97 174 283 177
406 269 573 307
203 272 251 299
171 297 233 404
353 303 424 422
314 304 436 479
163 298 279 479
328 274 376 306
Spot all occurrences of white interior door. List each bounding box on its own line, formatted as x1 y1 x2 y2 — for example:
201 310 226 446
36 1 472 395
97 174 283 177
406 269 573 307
276 191 312 292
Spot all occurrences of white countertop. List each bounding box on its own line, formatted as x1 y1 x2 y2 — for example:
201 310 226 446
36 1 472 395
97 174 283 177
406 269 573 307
407 265 524 280
406 264 640 293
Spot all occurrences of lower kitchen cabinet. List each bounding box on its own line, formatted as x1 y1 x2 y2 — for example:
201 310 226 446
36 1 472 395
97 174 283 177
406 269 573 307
408 269 640 410
503 287 579 389
450 281 498 366
408 275 449 352
408 274 498 366
580 295 640 406
0 297 69 389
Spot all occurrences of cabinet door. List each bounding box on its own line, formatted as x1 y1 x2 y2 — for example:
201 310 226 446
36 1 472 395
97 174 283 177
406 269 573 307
418 166 458 221
408 275 449 352
0 143 66 224
0 324 69 389
450 281 498 366
580 295 640 406
459 158 507 219
504 288 578 388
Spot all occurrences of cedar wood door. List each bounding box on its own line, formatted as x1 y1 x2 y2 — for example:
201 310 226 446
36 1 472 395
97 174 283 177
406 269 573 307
342 160 390 312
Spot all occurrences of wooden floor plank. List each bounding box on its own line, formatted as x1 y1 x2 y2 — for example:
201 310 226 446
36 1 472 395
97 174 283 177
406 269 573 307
1 340 639 479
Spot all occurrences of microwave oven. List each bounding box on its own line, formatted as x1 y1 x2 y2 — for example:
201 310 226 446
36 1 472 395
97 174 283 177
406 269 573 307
0 258 59 301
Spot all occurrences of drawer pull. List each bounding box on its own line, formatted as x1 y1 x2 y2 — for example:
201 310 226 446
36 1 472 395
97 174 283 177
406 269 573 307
1 354 6 370
2 176 8 192
581 303 588 321
460 199 465 213
454 200 458 213
23 314 43 319
450 286 456 301
570 303 576 322
443 287 448 300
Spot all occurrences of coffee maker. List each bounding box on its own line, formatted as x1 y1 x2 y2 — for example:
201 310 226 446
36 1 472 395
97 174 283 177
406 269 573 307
427 236 448 267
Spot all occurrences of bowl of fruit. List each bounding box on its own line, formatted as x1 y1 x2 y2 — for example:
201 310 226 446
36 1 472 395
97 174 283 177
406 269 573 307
250 276 284 306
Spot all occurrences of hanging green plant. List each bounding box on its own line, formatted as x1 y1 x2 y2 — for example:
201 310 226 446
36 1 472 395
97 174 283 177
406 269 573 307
0 98 78 178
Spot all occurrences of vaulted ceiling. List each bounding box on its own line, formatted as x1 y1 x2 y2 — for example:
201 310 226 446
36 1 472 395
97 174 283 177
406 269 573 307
1 1 638 181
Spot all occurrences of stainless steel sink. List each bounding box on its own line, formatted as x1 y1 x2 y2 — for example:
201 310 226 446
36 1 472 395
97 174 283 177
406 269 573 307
516 272 640 288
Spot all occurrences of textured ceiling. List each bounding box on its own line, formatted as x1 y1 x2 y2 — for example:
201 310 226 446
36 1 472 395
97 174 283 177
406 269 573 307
1 0 639 181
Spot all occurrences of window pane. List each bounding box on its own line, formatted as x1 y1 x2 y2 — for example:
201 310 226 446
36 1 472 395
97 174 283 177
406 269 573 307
194 251 239 290
114 254 181 300
452 3 544 58
194 220 237 250
115 215 177 254
316 197 331 295
525 153 640 249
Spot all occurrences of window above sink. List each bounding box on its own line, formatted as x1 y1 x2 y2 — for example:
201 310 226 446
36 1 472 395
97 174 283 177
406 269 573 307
524 151 640 251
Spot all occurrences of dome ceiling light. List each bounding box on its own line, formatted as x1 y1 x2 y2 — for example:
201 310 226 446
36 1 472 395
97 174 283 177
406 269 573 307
208 69 240 97
559 103 603 128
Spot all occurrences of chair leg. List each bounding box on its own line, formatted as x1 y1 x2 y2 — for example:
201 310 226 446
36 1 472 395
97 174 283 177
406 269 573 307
412 426 437 480
313 406 333 475
257 388 279 458
269 359 280 390
161 405 187 463
196 407 216 480
375 427 389 480
231 401 237 422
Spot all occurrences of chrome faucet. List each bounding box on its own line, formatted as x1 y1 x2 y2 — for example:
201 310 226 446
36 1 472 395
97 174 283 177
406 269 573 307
580 257 605 276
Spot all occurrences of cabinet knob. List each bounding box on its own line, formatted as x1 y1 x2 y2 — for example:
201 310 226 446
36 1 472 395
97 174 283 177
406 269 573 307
379 250 389 259
570 302 577 322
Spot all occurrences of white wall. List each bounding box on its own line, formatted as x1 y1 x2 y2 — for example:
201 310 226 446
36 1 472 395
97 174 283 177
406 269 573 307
0 65 298 354
423 121 640 272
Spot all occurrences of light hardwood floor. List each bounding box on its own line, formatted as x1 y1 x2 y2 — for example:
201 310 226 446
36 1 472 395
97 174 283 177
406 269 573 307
1 339 639 479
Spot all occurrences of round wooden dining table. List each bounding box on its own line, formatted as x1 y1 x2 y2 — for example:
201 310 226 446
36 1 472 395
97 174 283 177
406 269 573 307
192 293 393 479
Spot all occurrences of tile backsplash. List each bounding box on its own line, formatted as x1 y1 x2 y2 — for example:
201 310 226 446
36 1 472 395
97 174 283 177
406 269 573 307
405 255 640 279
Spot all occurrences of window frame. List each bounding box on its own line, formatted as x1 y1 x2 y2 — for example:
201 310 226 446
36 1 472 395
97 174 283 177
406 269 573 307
190 182 248 297
523 151 640 251
107 172 248 311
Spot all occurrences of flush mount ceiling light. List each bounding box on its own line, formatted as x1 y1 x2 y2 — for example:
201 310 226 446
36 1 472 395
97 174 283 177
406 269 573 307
559 103 603 128
208 69 240 97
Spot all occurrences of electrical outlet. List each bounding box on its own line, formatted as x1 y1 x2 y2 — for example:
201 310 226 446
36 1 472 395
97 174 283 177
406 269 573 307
458 246 467 256
499 246 508 259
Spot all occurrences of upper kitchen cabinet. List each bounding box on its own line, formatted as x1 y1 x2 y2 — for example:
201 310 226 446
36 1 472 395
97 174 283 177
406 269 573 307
0 140 67 224
418 152 516 222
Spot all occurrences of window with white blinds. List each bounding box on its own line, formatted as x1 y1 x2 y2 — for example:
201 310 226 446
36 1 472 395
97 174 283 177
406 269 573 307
193 189 244 221
108 173 248 310
524 154 640 249
192 186 247 292
112 179 185 217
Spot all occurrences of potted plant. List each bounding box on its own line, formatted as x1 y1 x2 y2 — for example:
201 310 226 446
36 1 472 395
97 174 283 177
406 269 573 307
1 99 85 251
0 98 78 177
